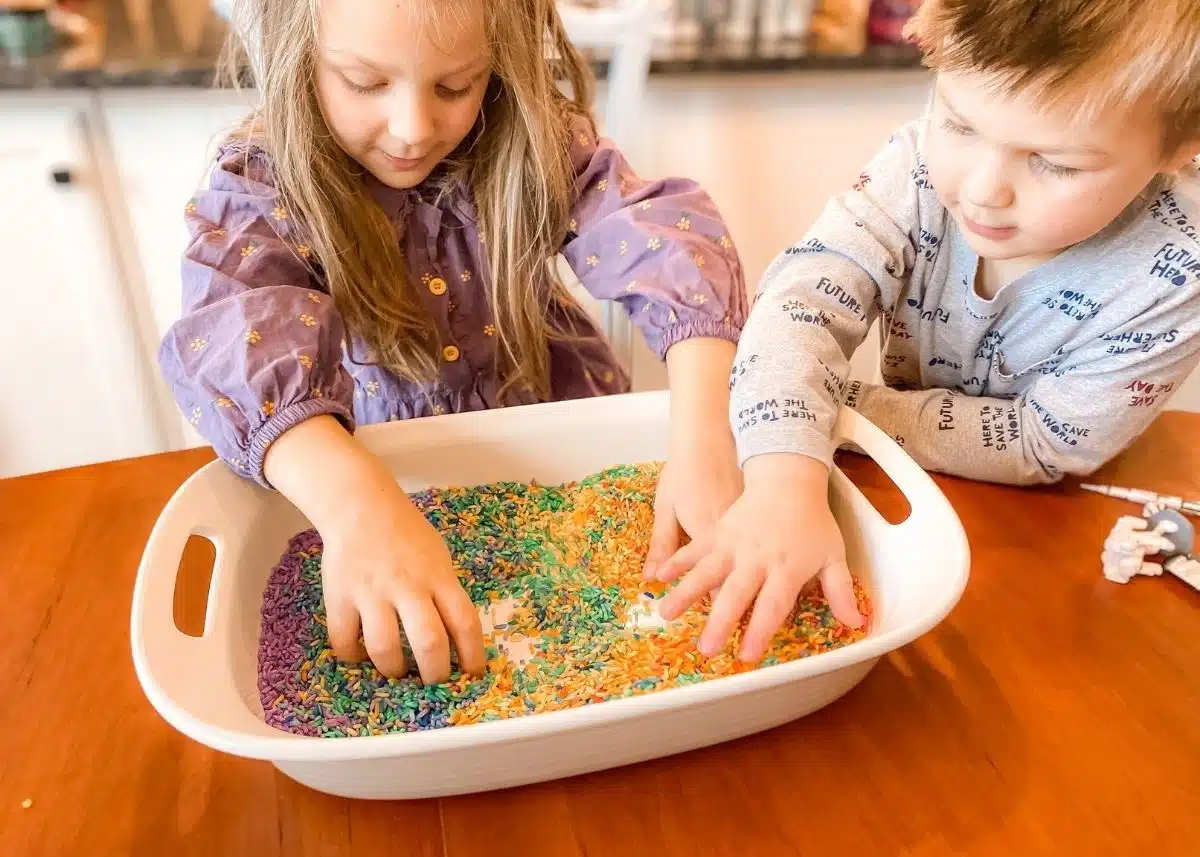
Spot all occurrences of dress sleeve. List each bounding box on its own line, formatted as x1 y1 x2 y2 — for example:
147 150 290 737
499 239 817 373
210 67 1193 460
158 142 356 486
559 115 749 359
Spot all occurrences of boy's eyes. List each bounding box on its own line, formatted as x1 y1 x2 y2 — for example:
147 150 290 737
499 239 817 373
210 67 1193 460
940 117 1082 178
940 117 973 136
1029 154 1080 178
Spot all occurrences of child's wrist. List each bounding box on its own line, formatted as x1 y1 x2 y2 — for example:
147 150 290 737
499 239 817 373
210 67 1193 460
668 377 730 427
266 415 406 532
668 405 734 459
744 452 829 494
317 466 412 534
665 338 736 419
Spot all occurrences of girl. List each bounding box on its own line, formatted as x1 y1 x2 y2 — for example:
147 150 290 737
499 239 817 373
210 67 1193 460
160 0 748 686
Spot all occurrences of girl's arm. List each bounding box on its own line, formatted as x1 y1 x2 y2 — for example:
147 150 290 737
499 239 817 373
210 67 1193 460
644 308 743 580
666 336 737 438
158 141 356 486
558 114 750 361
164 141 486 685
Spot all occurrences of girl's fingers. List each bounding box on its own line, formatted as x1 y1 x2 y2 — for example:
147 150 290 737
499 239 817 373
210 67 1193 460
434 582 487 678
358 597 407 679
653 538 708 584
643 501 682 581
394 593 452 686
324 580 367 663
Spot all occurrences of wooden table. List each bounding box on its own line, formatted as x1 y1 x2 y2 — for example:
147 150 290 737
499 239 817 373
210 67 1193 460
3 413 1198 857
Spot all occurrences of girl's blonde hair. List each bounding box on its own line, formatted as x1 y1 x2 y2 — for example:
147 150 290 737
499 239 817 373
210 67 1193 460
218 0 596 398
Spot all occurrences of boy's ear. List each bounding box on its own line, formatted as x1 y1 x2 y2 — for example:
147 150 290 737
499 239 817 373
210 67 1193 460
1165 138 1200 172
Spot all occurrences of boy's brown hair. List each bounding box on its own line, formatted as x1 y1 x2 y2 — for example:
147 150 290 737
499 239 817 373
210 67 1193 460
906 0 1200 154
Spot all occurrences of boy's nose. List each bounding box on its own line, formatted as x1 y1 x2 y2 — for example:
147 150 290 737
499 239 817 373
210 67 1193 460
963 155 1015 210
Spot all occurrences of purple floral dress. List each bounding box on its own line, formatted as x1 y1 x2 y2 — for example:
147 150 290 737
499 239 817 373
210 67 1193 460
159 116 749 485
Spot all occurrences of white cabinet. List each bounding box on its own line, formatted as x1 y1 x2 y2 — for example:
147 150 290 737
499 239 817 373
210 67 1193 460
100 88 258 452
0 94 164 479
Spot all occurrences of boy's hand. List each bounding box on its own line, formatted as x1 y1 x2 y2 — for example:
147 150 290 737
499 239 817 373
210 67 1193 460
649 453 864 662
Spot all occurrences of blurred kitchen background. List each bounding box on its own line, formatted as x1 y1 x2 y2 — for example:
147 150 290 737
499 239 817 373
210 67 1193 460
2 0 1195 479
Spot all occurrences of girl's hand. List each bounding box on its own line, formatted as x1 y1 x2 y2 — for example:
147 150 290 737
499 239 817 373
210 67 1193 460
318 488 486 684
645 337 741 577
264 416 486 684
649 453 864 663
643 422 742 579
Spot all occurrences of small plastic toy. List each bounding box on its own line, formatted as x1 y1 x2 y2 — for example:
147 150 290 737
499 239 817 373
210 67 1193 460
1081 482 1200 516
1145 507 1195 556
1100 500 1200 591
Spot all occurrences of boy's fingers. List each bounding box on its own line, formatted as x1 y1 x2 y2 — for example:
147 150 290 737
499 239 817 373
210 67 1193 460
699 562 765 657
740 564 809 663
820 560 864 629
659 550 732 621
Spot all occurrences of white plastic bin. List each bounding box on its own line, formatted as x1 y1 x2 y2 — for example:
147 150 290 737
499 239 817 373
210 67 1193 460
130 391 969 799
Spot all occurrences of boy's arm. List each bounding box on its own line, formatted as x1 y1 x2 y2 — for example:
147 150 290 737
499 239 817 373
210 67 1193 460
731 128 923 470
842 295 1200 485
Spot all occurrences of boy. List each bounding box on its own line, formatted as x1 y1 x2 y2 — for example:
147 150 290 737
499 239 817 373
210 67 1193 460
645 0 1200 662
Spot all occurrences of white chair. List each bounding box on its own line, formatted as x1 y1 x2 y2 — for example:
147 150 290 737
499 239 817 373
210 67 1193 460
556 1 659 374
558 0 657 156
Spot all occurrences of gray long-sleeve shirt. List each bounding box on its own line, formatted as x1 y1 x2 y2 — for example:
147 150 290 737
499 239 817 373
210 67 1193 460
730 120 1200 485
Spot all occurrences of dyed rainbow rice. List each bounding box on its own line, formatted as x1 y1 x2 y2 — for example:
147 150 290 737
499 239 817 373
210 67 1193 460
258 463 871 737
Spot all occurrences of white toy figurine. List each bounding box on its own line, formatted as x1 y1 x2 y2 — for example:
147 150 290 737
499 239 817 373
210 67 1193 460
1164 555 1200 590
1100 503 1200 591
1101 516 1175 583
